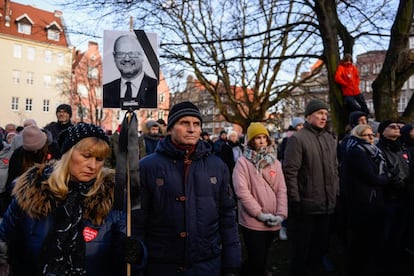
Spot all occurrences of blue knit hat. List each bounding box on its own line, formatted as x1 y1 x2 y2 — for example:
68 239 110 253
291 117 305 128
58 123 109 154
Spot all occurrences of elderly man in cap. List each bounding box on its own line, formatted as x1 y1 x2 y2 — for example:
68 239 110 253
283 99 339 276
138 101 241 275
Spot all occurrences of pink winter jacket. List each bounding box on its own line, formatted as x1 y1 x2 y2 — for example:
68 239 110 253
233 155 288 231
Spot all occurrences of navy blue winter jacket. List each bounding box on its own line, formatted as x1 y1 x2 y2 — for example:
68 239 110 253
138 135 241 274
0 165 146 276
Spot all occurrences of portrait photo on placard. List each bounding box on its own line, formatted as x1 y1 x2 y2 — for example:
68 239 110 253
103 30 159 110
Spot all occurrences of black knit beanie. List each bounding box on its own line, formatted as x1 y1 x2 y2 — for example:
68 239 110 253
167 101 203 131
305 99 329 117
58 123 109 154
348 111 367 128
56 104 72 118
377 119 396 135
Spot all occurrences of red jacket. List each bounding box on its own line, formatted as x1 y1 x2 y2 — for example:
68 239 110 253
334 63 361 96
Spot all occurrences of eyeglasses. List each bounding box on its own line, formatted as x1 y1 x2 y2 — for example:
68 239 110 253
114 51 142 58
387 124 400 130
361 133 375 138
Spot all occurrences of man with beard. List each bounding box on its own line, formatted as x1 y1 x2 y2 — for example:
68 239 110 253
138 120 163 159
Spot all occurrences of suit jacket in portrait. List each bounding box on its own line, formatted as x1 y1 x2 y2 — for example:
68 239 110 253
103 74 158 108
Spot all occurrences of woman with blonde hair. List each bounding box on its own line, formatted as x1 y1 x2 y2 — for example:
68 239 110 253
342 124 390 275
233 122 287 275
0 123 146 275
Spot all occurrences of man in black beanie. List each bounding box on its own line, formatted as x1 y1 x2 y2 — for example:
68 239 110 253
376 119 411 274
44 104 74 143
138 101 241 275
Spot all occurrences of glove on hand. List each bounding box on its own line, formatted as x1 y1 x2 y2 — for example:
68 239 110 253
124 236 144 264
266 215 284 226
257 212 277 222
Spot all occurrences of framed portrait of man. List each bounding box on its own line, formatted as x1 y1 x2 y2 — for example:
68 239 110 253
103 30 159 110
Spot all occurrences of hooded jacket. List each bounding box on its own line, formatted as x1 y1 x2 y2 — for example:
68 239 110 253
334 62 361 97
138 135 241 274
0 164 145 275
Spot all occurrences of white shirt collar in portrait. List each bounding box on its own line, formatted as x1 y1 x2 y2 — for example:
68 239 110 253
121 72 144 98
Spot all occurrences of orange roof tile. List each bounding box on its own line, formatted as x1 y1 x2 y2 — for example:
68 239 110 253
0 1 69 47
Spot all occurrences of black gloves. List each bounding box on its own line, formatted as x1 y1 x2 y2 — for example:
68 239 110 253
124 236 144 264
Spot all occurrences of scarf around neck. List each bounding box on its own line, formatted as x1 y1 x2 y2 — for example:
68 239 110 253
41 179 94 275
243 144 277 171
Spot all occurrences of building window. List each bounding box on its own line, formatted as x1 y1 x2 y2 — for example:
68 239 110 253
77 106 88 120
158 110 165 119
44 75 52 88
88 66 99 79
43 99 50 112
26 72 34 85
56 77 64 90
398 95 407 112
159 93 165 103
17 22 31 34
47 29 60 41
373 63 382 74
77 83 88 97
96 86 102 99
25 98 33 111
13 44 22 58
57 53 64 65
11 97 19 111
12 70 20 84
360 65 369 76
27 47 35 60
410 36 414 49
45 50 52 63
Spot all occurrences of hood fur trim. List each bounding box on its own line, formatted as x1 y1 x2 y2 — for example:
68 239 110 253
13 164 115 225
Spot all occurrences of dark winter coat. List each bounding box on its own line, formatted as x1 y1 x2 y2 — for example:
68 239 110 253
283 122 339 215
44 121 73 142
342 136 389 213
0 164 145 276
376 137 410 202
138 135 241 275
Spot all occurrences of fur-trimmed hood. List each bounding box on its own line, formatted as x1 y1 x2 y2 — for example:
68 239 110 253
12 163 116 225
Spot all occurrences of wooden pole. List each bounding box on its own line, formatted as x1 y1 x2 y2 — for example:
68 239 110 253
126 110 132 276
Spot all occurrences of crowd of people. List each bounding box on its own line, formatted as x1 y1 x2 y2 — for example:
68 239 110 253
0 96 414 276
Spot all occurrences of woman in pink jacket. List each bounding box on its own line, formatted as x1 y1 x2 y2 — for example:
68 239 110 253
233 122 288 276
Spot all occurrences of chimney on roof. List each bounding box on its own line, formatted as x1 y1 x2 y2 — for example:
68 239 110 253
54 10 62 17
4 0 11 27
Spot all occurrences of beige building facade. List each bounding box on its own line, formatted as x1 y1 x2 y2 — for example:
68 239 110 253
0 1 72 129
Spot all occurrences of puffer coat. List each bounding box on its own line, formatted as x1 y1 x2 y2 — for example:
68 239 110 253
138 135 241 275
0 164 145 276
